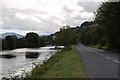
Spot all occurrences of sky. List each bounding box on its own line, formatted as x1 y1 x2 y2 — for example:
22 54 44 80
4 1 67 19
0 0 111 35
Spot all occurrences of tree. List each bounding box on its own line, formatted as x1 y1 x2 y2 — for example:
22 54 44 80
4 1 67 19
95 2 120 49
81 21 94 27
4 35 18 49
78 27 87 44
17 37 26 48
25 32 39 48
39 36 46 47
55 25 77 47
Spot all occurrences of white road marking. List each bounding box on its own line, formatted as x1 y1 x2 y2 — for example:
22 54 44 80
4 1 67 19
104 57 120 64
97 53 120 64
97 53 119 63
113 60 120 63
106 57 111 60
100 54 103 56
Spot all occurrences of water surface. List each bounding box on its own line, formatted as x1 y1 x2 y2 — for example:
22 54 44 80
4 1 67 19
0 46 57 79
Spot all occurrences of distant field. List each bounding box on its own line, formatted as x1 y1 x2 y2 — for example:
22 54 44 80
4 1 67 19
30 46 89 78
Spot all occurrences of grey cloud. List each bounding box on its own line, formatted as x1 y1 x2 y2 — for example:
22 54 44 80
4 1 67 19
2 8 38 30
72 15 86 20
77 2 100 12
1 7 61 34
108 0 120 2
1 1 101 34
39 16 61 33
63 5 73 13
72 14 93 21
63 16 88 26
63 2 101 26
62 4 94 26
62 5 73 19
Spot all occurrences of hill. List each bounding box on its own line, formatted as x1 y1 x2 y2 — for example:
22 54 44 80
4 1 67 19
0 32 24 39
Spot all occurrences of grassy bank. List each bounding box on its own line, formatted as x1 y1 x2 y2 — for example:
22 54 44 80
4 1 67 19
30 46 88 78
88 44 120 53
89 44 108 49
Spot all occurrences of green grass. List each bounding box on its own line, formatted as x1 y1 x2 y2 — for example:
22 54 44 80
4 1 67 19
89 44 120 53
89 44 108 49
30 45 89 78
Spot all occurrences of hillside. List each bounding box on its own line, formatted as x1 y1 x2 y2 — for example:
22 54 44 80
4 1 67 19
0 32 24 39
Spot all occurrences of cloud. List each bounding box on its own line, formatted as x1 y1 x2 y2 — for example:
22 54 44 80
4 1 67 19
0 21 3 28
15 13 41 23
62 2 95 26
76 0 107 2
0 21 3 25
77 2 100 12
1 0 101 35
80 12 94 19
2 0 41 10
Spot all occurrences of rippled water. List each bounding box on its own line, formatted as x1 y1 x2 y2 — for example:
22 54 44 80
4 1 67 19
0 46 58 79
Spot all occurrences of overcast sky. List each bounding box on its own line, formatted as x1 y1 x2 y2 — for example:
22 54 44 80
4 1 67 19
0 0 109 35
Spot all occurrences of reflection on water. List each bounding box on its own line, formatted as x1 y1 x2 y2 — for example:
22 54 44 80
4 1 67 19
0 54 16 58
25 52 40 58
0 46 58 79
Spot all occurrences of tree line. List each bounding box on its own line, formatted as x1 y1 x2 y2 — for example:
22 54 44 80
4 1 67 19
1 26 77 50
76 2 120 50
76 25 107 48
2 32 47 50
55 2 120 50
53 25 78 49
95 2 120 49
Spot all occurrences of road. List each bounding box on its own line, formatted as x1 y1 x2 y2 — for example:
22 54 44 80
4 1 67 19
76 44 119 78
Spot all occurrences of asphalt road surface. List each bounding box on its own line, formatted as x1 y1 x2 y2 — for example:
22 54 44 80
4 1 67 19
76 44 119 78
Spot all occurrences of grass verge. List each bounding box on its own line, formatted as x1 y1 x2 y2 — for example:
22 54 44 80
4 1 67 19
30 45 89 78
88 44 120 53
89 44 108 49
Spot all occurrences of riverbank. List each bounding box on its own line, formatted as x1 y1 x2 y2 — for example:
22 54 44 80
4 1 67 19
30 45 88 78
